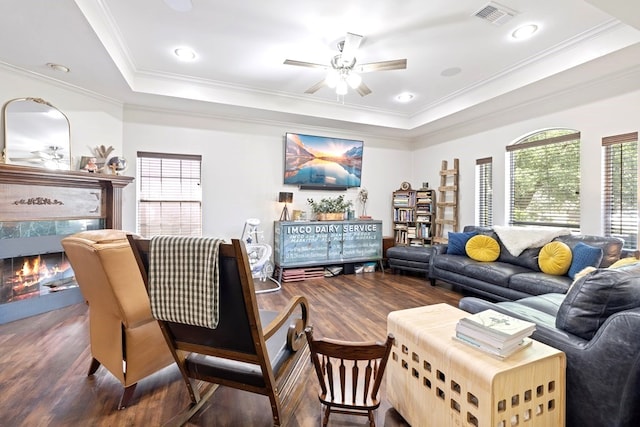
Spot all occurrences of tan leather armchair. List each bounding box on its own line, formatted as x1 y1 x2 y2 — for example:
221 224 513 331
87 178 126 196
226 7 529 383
61 229 174 409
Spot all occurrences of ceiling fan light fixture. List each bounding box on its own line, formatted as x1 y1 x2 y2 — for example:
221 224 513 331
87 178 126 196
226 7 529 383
325 69 339 88
346 72 362 89
336 79 348 95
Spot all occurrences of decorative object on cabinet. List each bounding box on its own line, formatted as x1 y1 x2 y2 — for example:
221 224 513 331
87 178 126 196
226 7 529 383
2 98 71 170
357 187 369 218
392 186 435 246
278 191 293 221
433 158 459 244
307 195 352 220
284 132 363 190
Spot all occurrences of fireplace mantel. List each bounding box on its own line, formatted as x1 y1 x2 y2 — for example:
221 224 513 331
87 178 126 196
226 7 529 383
0 163 133 228
0 163 134 323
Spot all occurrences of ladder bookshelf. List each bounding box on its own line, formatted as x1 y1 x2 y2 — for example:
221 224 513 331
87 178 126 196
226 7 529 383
433 159 459 244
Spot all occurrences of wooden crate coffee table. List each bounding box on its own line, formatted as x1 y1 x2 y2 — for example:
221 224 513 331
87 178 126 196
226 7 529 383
387 304 565 427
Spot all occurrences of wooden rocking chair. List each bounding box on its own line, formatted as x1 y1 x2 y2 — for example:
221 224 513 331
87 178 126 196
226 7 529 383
128 235 310 426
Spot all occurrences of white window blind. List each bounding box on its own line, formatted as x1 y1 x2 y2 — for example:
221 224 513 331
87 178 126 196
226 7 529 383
476 157 493 227
507 130 581 230
137 151 202 237
602 132 638 249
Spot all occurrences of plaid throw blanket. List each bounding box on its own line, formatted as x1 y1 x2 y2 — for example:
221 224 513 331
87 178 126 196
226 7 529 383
149 235 223 329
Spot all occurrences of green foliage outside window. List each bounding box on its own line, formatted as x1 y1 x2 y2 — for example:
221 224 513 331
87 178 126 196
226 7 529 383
509 129 580 229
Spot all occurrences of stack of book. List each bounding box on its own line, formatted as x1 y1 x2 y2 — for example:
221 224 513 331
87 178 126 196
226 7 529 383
454 309 536 359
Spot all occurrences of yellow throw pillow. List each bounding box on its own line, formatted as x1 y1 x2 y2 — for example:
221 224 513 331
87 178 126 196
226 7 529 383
465 235 500 262
538 241 572 275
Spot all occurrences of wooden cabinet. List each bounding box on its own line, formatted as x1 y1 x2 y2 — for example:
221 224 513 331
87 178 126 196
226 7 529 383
273 220 383 271
393 188 435 246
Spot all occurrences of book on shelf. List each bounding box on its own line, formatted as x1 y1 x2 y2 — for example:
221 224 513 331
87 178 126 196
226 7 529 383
453 335 533 360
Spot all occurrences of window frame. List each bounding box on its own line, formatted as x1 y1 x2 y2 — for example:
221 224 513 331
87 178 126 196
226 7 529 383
476 157 493 227
602 132 638 249
507 130 581 230
136 151 203 237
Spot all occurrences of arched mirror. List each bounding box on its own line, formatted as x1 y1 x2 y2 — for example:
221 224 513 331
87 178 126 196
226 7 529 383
2 98 71 170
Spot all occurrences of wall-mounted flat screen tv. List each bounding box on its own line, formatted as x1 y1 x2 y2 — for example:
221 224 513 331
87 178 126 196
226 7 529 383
284 132 363 188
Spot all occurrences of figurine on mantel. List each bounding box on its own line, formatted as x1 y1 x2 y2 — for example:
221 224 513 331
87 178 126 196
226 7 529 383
107 156 128 175
83 157 99 173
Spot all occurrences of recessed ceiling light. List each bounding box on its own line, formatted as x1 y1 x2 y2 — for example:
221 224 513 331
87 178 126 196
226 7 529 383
46 63 70 73
512 24 539 40
174 47 197 61
441 67 462 77
396 92 414 103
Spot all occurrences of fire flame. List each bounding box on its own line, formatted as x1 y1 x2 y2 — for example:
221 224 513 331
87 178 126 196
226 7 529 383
13 256 70 287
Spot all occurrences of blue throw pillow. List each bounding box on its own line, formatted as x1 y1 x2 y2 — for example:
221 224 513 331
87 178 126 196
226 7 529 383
568 242 603 279
447 231 478 255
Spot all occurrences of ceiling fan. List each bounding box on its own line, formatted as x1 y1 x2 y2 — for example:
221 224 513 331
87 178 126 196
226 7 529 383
284 33 407 97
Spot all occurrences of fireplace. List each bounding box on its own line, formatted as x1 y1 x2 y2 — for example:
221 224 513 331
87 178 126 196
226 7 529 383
1 252 75 303
0 164 133 324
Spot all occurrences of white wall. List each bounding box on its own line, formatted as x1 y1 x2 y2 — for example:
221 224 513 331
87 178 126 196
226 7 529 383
411 88 640 236
122 106 413 243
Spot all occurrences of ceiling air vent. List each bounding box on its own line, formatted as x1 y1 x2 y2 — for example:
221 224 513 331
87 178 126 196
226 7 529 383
474 2 519 26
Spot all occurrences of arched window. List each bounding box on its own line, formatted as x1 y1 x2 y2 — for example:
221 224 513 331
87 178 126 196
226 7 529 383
507 129 580 230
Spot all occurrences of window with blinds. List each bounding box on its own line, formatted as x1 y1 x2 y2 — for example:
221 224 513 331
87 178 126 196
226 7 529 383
507 129 580 230
476 157 493 227
602 132 638 249
137 151 202 237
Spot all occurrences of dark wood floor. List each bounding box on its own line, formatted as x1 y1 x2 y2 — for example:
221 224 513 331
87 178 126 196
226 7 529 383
0 271 463 426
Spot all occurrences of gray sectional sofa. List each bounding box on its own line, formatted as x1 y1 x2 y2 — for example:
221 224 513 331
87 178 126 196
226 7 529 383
429 226 624 301
459 261 640 427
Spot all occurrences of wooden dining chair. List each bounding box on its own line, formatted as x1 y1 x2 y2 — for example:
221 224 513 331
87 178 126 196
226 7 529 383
304 326 394 427
127 235 310 426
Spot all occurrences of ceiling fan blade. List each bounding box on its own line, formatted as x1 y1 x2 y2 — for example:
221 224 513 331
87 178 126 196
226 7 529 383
355 82 372 97
340 32 363 64
284 59 328 69
305 79 327 94
356 59 407 73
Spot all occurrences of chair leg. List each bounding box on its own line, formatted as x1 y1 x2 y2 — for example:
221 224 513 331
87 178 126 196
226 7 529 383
87 357 101 376
368 409 376 427
322 405 331 427
118 384 137 410
268 392 283 426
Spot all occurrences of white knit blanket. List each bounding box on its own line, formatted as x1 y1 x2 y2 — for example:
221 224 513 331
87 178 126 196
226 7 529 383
493 226 571 257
